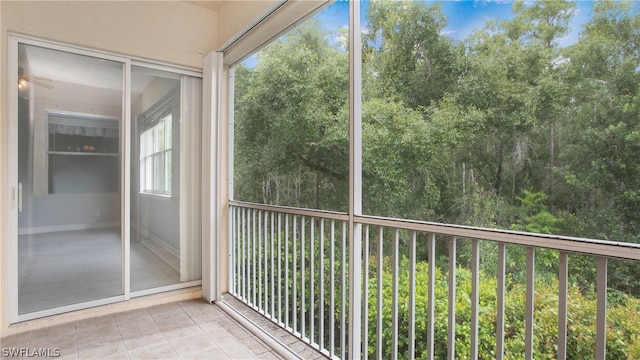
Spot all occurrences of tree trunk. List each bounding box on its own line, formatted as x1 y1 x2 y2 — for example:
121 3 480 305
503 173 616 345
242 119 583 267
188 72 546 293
549 121 555 204
462 162 466 196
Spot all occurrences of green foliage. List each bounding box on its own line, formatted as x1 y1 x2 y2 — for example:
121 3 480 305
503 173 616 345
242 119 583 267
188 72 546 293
234 20 349 211
362 99 439 219
232 1 640 357
235 219 640 358
510 190 562 234
366 256 640 359
559 0 640 240
233 0 640 295
364 0 462 108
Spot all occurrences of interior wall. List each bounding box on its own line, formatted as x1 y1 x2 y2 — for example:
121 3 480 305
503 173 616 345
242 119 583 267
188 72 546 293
20 81 122 233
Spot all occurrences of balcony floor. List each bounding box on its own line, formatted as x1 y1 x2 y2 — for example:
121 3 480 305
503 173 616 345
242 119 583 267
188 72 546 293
1 299 285 360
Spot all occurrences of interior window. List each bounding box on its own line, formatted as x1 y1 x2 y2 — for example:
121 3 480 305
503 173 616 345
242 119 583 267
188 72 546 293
140 112 172 195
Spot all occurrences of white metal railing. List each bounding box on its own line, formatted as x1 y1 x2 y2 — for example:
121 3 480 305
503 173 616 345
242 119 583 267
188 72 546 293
229 201 350 359
228 200 640 360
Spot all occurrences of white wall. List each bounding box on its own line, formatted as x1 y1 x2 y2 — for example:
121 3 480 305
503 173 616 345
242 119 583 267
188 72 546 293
19 80 122 234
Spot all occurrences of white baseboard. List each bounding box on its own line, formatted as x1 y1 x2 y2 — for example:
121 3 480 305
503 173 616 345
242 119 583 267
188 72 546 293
136 229 180 272
18 221 120 235
135 228 179 257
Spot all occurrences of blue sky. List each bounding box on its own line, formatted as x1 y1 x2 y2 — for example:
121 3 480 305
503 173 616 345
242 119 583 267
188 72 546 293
436 0 594 46
318 0 593 46
243 0 595 67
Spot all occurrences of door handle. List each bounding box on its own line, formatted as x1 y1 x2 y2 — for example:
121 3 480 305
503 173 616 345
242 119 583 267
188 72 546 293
17 182 22 213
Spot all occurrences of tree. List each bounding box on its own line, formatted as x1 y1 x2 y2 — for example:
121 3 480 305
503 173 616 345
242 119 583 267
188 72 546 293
234 20 349 211
561 0 640 241
364 0 462 109
362 98 437 219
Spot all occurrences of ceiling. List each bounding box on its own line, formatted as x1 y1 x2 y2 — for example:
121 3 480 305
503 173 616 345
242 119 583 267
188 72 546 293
18 1 225 94
20 44 176 95
21 44 125 91
185 1 225 12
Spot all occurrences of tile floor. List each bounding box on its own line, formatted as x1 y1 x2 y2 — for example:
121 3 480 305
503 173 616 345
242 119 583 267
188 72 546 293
1 299 285 359
221 297 327 360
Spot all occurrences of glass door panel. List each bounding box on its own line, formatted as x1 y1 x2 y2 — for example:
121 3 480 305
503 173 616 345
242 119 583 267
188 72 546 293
130 66 202 292
17 43 124 314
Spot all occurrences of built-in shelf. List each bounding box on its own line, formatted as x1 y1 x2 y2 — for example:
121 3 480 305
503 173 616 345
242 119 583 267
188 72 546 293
47 111 120 194
48 151 120 157
48 112 119 155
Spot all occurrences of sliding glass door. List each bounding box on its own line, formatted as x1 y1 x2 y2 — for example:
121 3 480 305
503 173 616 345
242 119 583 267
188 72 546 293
16 43 124 315
10 37 202 321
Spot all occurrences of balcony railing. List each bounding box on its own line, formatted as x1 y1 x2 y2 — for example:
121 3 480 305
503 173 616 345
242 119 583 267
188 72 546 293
228 200 640 360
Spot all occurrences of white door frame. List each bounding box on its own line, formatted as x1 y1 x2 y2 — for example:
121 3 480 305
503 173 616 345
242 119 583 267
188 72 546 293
6 34 203 324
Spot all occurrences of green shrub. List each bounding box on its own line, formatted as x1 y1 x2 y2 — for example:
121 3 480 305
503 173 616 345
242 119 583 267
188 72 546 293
366 256 640 359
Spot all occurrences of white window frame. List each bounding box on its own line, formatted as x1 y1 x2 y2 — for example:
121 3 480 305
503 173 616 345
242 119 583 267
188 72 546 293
140 112 173 196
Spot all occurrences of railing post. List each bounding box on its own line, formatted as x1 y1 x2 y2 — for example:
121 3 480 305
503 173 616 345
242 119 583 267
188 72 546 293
363 225 370 360
330 220 336 355
258 210 263 310
392 229 400 360
448 237 457 360
376 227 384 359
342 222 348 360
596 257 608 360
408 231 417 360
301 216 306 338
243 208 248 300
319 219 325 351
427 234 436 360
252 209 257 306
558 251 568 360
293 215 298 333
310 217 315 343
525 247 535 360
277 213 282 323
496 243 506 360
285 214 290 327
270 212 275 319
470 239 480 360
